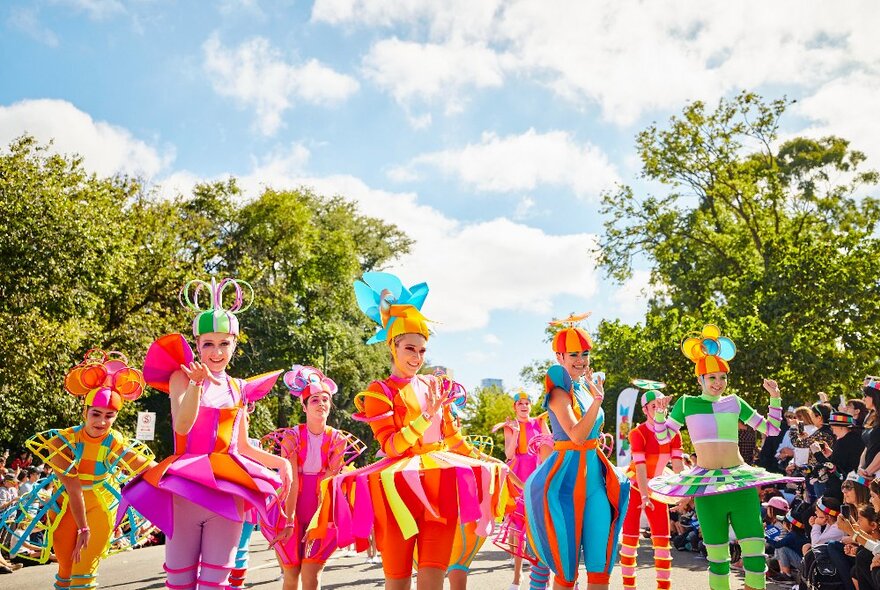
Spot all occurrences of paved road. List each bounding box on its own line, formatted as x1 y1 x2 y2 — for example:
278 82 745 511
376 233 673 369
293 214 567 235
5 536 791 589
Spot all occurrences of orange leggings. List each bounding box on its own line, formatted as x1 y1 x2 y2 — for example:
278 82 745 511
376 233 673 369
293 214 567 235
373 469 458 579
53 495 114 589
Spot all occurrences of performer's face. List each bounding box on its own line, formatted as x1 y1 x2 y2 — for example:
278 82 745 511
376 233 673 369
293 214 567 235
83 406 118 438
556 349 590 379
514 399 531 419
699 371 728 397
392 333 427 378
197 332 236 373
644 400 658 421
303 392 332 422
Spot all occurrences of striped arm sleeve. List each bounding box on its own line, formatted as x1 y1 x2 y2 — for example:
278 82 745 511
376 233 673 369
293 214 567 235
739 396 783 436
652 397 685 444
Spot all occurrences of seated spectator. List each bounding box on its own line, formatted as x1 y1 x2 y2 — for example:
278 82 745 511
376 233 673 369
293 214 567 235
811 412 866 500
846 399 868 428
805 496 844 553
760 411 797 474
0 474 18 512
837 502 880 589
766 502 811 582
17 469 40 497
8 452 32 472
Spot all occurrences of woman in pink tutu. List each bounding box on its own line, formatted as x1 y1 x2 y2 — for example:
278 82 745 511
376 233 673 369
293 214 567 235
122 278 291 589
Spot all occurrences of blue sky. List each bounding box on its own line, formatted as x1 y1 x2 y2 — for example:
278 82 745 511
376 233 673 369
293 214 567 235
2 0 879 394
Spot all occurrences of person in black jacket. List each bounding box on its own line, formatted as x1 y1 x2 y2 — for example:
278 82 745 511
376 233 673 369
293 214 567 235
811 412 866 501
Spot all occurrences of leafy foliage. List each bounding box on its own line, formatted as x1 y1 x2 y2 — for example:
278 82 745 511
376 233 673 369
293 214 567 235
0 136 409 457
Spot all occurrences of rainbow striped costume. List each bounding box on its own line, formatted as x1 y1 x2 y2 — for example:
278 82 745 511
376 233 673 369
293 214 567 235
524 366 630 587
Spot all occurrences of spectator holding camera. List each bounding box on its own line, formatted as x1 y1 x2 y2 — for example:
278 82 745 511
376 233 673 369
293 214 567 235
811 412 866 500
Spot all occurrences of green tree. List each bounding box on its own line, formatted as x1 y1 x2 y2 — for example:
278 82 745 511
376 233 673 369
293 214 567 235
596 92 880 408
0 137 412 461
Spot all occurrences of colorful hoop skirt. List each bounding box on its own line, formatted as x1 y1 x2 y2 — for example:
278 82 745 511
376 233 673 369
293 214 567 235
648 463 801 498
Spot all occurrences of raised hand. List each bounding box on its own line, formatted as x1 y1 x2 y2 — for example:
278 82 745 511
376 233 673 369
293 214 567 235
504 417 520 432
762 379 781 399
180 361 222 386
423 376 444 417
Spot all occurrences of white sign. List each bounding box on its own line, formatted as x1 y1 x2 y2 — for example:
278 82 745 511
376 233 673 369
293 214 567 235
615 387 639 468
136 412 156 441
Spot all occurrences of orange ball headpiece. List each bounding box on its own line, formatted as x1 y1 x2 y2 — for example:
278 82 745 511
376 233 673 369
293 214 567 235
64 349 145 411
681 324 737 376
550 312 593 353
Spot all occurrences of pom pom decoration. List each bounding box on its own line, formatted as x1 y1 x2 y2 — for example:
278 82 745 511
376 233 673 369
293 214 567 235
680 324 737 376
179 277 253 337
353 272 430 344
64 349 145 410
282 365 338 400
549 312 593 353
528 433 555 456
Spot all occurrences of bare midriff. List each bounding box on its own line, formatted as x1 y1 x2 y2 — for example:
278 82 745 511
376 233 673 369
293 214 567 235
693 441 744 470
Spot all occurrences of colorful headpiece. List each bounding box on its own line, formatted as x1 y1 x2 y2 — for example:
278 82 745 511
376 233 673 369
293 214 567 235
512 390 531 405
632 379 666 407
353 272 430 345
817 498 840 518
549 313 593 353
180 278 253 337
64 349 145 411
865 377 880 395
846 470 870 487
283 365 337 400
681 324 736 376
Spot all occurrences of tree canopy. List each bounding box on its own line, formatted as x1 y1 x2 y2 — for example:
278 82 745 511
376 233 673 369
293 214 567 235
0 136 409 457
595 92 880 410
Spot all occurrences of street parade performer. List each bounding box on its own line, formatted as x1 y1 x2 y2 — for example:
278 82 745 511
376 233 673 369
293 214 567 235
524 313 630 590
495 390 549 590
306 272 511 590
618 380 683 590
648 324 800 590
0 350 155 590
259 364 366 590
121 277 291 590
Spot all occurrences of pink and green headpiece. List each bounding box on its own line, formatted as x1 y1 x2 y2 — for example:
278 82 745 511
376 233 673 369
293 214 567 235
180 277 253 336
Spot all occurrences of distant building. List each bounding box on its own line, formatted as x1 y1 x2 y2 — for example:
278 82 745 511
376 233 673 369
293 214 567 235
481 378 503 390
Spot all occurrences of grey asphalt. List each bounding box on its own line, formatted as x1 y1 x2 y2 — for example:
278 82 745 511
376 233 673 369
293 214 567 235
4 536 790 589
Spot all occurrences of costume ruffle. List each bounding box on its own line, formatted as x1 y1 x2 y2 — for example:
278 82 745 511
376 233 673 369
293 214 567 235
2 427 154 563
306 449 512 548
648 464 801 497
122 334 283 538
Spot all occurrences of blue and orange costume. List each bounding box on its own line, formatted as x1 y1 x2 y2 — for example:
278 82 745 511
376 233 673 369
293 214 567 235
524 317 630 587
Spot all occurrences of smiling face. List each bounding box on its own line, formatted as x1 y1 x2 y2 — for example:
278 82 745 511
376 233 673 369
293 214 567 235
391 333 427 378
83 406 118 438
514 398 532 420
303 391 332 423
698 371 728 397
196 332 236 373
556 350 590 380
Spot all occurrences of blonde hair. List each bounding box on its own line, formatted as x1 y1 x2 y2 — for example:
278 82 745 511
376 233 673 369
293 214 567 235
794 406 814 425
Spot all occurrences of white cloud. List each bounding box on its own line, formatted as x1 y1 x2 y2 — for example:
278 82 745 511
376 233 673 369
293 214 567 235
513 196 535 220
400 129 619 198
483 333 501 345
8 7 60 47
156 148 600 332
202 33 360 136
314 0 880 128
362 38 504 121
0 99 173 178
796 72 880 167
51 0 125 20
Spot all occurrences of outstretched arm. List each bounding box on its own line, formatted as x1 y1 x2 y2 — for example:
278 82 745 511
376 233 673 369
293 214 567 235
739 379 783 436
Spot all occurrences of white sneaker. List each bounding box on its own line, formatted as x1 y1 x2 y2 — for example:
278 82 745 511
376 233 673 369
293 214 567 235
371 556 382 564
507 584 521 590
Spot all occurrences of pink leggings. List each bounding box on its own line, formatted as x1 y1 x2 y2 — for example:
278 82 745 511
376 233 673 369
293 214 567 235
164 496 244 589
